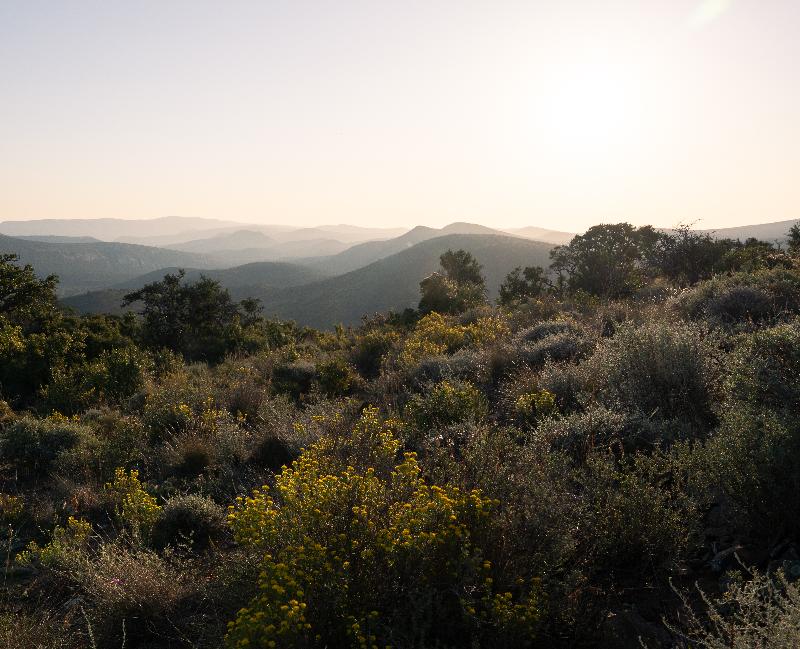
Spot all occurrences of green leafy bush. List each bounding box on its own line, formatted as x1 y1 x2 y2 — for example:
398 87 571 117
0 415 92 479
315 356 357 397
403 380 488 441
153 493 227 550
675 268 800 330
578 452 699 579
582 320 720 433
271 358 316 401
351 328 399 378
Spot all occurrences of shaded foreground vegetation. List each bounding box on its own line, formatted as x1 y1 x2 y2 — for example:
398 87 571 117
2 223 800 647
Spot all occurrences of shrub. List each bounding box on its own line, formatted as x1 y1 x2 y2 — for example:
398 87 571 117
702 407 800 543
675 268 800 330
517 320 580 344
315 356 357 397
398 312 469 367
215 362 268 423
578 451 700 579
707 286 772 326
0 612 74 649
153 493 227 550
226 408 544 648
514 390 556 427
17 515 93 568
168 431 216 478
672 569 800 649
403 380 488 442
271 359 316 401
64 541 200 647
96 346 152 402
536 361 587 414
105 468 163 541
141 369 214 440
533 406 686 462
517 331 592 368
582 320 719 433
724 321 800 418
352 329 399 378
0 415 92 479
55 410 147 483
411 348 487 387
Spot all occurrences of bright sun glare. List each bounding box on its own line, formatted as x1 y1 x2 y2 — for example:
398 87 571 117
534 58 648 170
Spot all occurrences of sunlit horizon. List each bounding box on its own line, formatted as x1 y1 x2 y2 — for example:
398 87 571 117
2 1 798 232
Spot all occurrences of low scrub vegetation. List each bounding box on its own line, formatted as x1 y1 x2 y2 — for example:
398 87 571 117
2 223 800 647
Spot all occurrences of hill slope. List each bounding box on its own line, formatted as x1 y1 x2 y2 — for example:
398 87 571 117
0 216 245 241
306 222 516 276
699 219 799 242
0 235 215 295
62 261 333 315
250 234 553 328
505 226 575 245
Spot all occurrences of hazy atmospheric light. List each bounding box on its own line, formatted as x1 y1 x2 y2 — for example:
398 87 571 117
534 58 647 170
688 0 734 30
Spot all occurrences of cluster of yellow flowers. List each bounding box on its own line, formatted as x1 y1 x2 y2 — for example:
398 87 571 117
399 312 510 367
0 493 24 521
514 390 557 425
226 408 541 648
105 468 162 539
17 516 92 567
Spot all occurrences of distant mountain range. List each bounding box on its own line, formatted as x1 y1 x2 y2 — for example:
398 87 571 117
0 234 215 296
247 233 554 328
166 230 352 263
505 226 575 245
62 261 331 316
4 215 795 328
0 216 405 246
697 219 799 243
303 222 512 276
63 232 553 328
0 216 242 241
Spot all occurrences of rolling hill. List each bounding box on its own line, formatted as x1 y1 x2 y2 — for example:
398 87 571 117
305 222 518 276
0 235 216 296
62 261 334 315
246 233 554 328
698 219 799 242
0 216 246 241
61 233 552 327
505 226 575 245
168 230 276 253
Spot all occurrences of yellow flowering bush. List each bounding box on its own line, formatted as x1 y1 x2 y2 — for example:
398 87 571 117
17 516 93 567
105 468 162 540
398 313 468 367
0 493 24 522
399 313 511 369
514 390 557 426
226 408 542 648
465 315 511 347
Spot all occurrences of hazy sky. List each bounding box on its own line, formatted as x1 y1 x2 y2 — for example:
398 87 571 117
1 1 798 231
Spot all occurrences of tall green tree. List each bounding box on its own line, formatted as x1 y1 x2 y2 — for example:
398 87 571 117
0 254 58 325
498 266 548 305
549 223 661 298
419 249 486 315
788 223 800 256
653 225 731 286
123 271 263 363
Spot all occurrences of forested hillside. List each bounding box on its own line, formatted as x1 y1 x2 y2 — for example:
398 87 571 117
2 222 800 647
0 235 214 295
